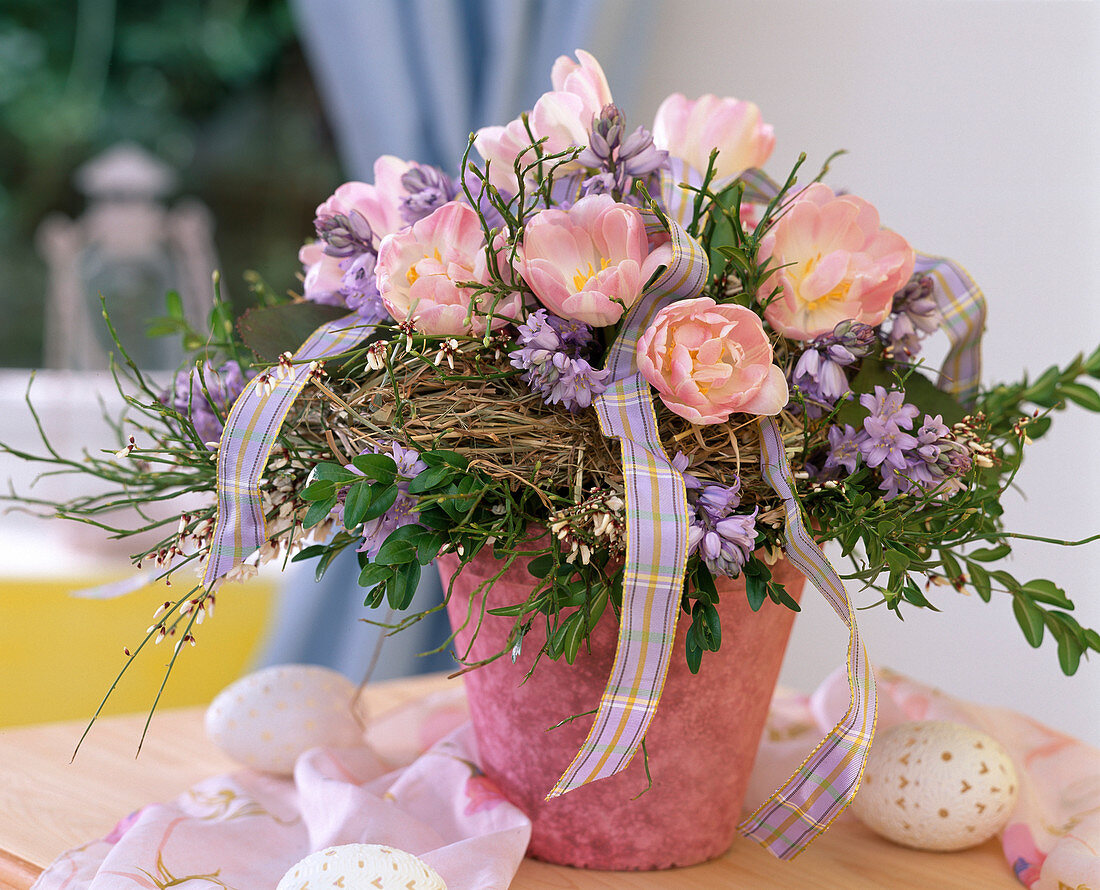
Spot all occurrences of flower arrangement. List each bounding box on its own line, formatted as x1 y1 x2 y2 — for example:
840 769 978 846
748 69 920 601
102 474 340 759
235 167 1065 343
7 48 1099 860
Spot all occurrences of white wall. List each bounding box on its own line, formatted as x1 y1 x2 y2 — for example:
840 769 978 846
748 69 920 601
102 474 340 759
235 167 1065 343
624 0 1100 745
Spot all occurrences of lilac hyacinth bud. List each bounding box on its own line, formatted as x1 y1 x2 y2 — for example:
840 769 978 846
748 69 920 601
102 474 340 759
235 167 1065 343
400 165 458 225
829 320 877 357
697 482 742 522
578 104 668 194
689 507 759 577
889 274 942 357
583 104 627 165
510 309 608 412
315 210 374 258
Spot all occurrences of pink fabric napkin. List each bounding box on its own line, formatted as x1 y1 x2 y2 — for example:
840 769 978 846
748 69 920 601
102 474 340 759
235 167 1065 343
34 669 1099 890
36 720 530 890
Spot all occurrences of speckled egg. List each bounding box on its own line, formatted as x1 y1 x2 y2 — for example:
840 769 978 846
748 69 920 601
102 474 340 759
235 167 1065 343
851 720 1018 851
277 844 447 890
205 664 363 775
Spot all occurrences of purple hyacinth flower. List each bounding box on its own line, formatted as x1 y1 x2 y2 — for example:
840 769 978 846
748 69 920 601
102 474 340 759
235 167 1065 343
511 309 607 412
860 417 919 470
859 386 920 429
350 441 427 555
825 423 863 474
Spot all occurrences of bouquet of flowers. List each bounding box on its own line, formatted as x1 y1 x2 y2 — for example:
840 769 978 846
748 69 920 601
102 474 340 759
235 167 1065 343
8 49 1099 863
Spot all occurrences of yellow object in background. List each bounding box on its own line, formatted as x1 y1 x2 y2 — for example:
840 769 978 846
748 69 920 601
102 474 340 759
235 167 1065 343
0 575 276 727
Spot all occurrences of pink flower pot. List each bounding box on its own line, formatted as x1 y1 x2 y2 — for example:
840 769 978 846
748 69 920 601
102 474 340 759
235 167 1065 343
438 549 806 870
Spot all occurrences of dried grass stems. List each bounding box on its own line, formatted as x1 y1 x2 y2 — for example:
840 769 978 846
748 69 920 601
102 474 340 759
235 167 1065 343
301 341 817 514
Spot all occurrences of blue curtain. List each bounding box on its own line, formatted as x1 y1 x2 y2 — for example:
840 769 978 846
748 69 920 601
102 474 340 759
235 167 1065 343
258 0 652 680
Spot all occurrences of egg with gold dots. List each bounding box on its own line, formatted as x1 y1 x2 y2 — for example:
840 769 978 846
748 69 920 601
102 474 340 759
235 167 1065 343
851 720 1018 851
276 844 447 890
205 664 363 775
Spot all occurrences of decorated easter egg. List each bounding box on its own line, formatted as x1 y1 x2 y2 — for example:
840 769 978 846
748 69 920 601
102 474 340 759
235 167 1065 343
851 720 1018 851
277 844 447 890
205 664 363 775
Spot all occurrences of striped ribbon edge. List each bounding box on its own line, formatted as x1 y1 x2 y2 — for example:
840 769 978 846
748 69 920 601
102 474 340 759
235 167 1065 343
914 252 986 406
547 213 710 797
201 313 371 587
737 416 878 859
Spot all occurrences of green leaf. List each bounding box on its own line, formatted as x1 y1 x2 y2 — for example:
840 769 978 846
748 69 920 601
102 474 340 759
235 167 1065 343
165 290 184 319
361 484 399 522
373 537 417 566
416 531 446 565
1059 382 1100 412
309 462 359 484
421 450 469 470
236 302 348 361
562 611 587 665
303 497 336 529
342 481 373 528
899 369 967 425
351 453 398 484
1012 595 1045 647
407 465 456 494
1020 579 1072 608
969 563 992 602
745 572 767 611
767 580 801 612
357 563 392 590
527 554 555 579
290 544 329 563
388 562 422 610
300 479 336 502
685 632 703 674
968 544 1012 562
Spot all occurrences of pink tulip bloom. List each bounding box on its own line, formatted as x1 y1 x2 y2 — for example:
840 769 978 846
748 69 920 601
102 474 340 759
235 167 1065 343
758 183 915 341
377 201 518 335
476 50 613 193
653 93 775 181
520 194 667 327
637 297 789 424
298 241 347 306
315 155 413 243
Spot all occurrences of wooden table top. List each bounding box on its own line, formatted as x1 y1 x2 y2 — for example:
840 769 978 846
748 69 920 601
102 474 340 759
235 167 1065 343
0 673 1020 890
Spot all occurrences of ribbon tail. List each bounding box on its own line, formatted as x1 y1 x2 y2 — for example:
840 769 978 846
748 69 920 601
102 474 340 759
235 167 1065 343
548 374 689 797
738 416 878 859
202 313 371 587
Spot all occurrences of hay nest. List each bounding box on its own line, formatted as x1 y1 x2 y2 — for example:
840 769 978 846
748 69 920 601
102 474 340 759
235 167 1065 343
310 344 812 502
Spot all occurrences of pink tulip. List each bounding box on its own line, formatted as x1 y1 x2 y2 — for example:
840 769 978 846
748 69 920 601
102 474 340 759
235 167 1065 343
637 297 789 424
315 155 412 243
475 50 613 193
298 242 346 306
652 93 775 181
520 195 667 327
376 201 519 335
758 183 915 341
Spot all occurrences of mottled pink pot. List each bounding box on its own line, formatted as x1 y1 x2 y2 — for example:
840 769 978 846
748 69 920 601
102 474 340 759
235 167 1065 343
438 550 805 870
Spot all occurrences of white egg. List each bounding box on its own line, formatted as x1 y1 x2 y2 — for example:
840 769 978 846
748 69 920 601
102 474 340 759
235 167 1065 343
852 720 1018 851
277 844 447 890
205 664 363 775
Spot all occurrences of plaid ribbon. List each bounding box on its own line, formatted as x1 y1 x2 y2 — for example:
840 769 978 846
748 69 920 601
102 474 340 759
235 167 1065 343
201 314 370 587
914 252 986 406
738 416 878 858
547 209 709 796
